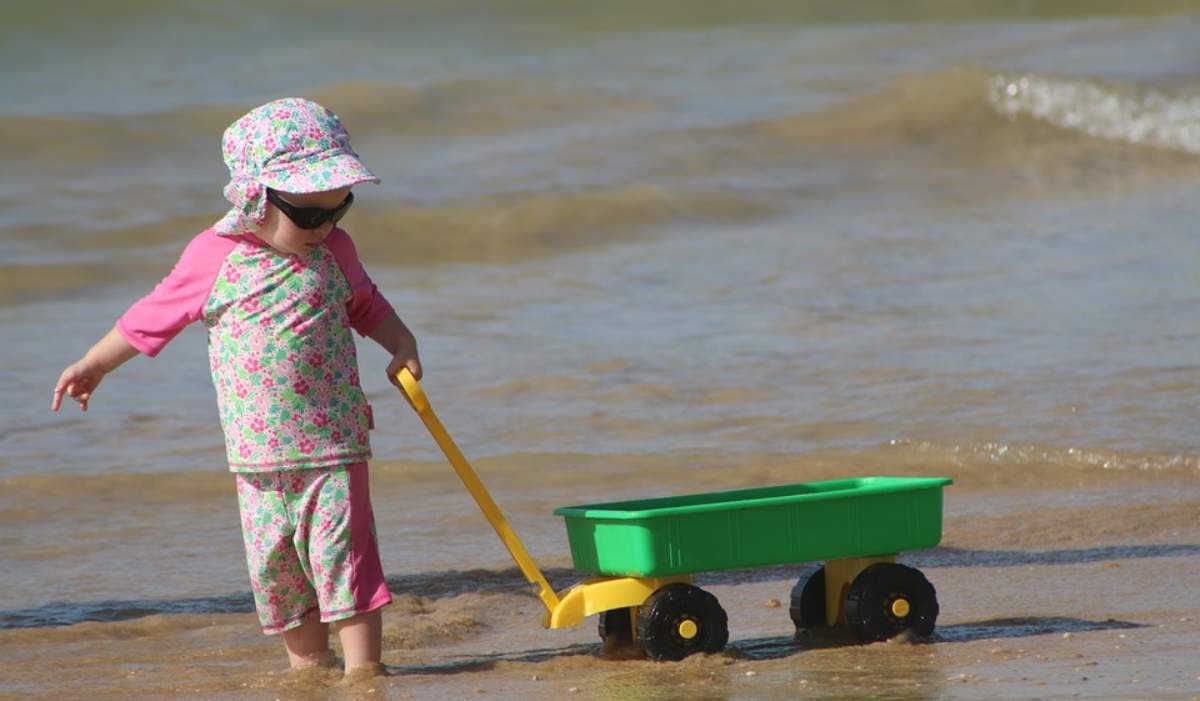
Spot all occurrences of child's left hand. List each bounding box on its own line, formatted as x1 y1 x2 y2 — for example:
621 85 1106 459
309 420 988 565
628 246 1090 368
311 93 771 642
386 351 422 386
367 312 422 388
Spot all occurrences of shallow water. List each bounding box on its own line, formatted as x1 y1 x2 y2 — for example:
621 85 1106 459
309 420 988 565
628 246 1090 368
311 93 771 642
2 2 1200 699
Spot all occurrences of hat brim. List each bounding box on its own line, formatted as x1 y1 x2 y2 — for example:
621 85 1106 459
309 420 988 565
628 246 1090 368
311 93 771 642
258 149 380 194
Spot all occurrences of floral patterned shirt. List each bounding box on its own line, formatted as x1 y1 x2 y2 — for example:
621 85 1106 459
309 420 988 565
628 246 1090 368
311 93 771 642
117 228 393 472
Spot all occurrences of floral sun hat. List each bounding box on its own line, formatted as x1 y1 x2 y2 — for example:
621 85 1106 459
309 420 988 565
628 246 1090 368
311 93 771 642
213 98 379 236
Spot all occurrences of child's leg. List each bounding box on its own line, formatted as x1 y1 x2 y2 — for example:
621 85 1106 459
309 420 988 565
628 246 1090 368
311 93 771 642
282 611 334 668
300 462 392 673
236 472 327 667
334 608 383 671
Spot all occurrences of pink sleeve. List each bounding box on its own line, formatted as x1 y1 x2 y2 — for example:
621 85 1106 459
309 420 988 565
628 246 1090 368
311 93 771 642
326 228 396 336
116 230 234 357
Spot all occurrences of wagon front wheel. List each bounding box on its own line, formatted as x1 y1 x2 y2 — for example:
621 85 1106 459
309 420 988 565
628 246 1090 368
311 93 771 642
636 583 728 661
845 563 938 642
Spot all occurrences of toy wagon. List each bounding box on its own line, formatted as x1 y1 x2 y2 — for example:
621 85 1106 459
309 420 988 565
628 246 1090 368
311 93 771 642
397 370 952 661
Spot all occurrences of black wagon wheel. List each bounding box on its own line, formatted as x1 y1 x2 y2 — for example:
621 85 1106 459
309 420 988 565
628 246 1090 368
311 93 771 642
845 563 939 642
789 566 828 631
598 607 635 646
635 583 729 661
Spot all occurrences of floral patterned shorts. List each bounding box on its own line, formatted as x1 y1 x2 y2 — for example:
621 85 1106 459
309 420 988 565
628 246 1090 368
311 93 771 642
235 462 391 634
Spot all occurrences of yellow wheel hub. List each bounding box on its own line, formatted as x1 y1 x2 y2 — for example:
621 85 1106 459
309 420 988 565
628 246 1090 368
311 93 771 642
677 619 699 640
890 598 911 618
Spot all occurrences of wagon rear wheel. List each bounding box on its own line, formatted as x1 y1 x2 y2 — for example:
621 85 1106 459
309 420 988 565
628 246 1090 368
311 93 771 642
636 583 728 661
790 566 828 631
845 563 938 642
598 607 635 647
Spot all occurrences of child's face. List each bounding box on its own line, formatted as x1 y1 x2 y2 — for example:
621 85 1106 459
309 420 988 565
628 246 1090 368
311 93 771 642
257 186 353 256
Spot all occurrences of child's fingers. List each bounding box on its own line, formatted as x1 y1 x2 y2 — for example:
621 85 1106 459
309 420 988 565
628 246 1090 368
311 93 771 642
51 369 74 411
56 380 80 411
77 379 94 405
52 368 97 412
62 379 92 410
387 358 423 387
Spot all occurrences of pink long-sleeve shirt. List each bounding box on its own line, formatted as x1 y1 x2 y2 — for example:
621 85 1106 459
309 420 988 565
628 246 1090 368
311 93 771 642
118 228 394 472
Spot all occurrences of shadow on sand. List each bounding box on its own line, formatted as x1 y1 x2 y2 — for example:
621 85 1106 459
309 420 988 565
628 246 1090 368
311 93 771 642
725 615 1144 662
384 615 1144 672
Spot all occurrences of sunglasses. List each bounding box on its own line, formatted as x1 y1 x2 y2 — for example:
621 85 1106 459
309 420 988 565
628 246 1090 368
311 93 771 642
266 189 354 229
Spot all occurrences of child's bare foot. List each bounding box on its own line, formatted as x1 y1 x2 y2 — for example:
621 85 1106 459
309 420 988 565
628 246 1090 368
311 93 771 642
279 655 340 689
289 651 338 670
341 662 389 683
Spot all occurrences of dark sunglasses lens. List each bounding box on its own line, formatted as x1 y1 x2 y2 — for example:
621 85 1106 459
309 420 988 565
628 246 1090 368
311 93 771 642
273 192 353 229
329 193 353 225
295 210 325 229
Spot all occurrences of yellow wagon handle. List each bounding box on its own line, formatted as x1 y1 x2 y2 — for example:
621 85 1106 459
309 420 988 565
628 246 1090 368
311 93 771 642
395 368 562 614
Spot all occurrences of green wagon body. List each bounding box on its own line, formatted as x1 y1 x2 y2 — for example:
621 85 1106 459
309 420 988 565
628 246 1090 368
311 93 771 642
553 476 952 577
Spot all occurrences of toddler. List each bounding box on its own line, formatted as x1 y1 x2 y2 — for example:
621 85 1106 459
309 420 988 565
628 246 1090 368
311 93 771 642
51 98 420 676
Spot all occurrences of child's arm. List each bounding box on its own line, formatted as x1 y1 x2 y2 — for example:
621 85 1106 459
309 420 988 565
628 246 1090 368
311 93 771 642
367 311 423 388
325 228 422 386
51 326 140 412
52 230 234 413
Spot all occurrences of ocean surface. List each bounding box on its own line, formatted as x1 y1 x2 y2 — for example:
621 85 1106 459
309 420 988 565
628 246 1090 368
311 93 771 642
2 2 1199 699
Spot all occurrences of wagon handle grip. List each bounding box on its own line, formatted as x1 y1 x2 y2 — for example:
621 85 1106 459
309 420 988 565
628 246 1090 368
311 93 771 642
395 368 561 614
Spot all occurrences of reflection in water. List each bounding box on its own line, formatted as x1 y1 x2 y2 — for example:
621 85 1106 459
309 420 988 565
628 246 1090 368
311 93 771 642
908 544 1200 568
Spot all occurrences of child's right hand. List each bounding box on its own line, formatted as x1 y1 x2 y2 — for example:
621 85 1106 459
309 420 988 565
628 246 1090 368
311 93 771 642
51 326 141 413
52 359 107 412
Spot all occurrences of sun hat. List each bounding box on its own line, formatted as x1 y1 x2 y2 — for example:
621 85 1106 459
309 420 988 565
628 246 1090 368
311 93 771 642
213 98 379 236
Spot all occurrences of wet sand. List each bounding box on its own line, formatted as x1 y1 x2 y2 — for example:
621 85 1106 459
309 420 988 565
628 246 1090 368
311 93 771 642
3 459 1197 700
